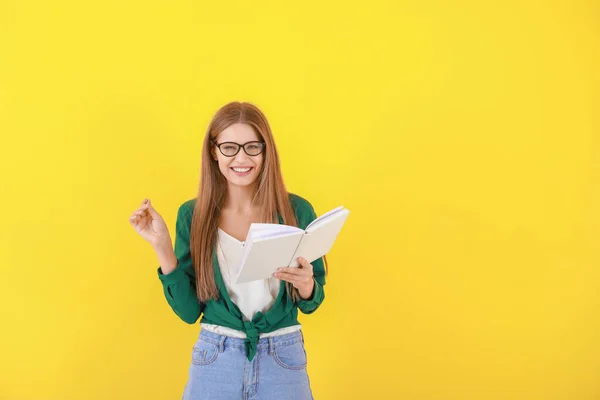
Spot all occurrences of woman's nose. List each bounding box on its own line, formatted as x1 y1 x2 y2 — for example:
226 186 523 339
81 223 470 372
234 150 250 163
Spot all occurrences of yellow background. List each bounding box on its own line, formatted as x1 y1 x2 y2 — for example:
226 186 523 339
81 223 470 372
1 0 598 399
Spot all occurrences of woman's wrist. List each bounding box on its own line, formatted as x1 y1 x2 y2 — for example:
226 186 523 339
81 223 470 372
154 240 177 274
298 278 315 300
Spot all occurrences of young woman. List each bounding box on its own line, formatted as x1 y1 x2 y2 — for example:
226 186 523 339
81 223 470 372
129 101 328 400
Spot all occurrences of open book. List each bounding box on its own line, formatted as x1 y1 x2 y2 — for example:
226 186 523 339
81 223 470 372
233 206 350 284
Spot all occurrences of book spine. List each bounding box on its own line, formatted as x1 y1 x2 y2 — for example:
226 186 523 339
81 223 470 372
286 231 306 267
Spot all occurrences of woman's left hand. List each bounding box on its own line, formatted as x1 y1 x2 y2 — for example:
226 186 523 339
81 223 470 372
273 257 315 300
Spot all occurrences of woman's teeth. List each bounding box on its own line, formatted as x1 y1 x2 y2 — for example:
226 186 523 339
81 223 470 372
231 167 253 176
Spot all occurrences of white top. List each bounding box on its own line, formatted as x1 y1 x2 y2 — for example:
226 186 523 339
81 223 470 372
200 227 301 338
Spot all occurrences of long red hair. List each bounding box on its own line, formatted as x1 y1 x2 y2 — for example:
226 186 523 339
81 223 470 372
189 101 327 303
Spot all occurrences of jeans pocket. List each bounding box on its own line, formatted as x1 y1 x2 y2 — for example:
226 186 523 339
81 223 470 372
273 341 307 370
191 339 219 366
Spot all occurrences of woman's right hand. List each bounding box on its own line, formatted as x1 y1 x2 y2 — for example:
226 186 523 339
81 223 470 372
129 198 171 247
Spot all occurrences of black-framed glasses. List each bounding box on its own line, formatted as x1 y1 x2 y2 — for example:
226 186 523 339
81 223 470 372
211 138 266 157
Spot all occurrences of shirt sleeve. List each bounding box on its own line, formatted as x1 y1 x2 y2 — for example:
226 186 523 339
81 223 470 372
295 201 327 314
156 202 204 324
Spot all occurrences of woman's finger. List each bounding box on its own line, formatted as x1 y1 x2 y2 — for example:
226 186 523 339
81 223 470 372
274 271 312 284
136 199 150 211
276 267 311 277
146 200 161 218
274 271 301 282
297 257 313 270
278 276 303 287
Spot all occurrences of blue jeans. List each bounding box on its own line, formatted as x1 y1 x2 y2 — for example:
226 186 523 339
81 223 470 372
182 329 314 400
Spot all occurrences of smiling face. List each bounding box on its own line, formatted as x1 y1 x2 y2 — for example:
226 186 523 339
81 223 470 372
211 123 265 189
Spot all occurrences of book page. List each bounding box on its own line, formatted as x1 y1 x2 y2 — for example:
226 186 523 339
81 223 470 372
235 230 305 284
289 208 350 267
243 223 291 242
247 223 303 241
305 205 345 231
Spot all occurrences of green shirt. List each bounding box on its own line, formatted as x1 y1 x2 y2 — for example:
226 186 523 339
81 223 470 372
157 193 326 361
